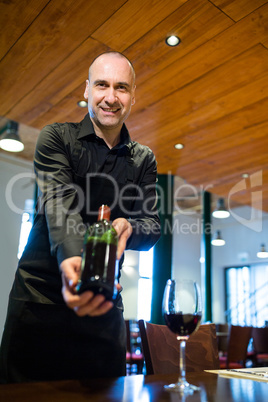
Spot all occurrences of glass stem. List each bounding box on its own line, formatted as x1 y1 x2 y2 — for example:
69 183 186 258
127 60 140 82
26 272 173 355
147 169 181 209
179 340 187 383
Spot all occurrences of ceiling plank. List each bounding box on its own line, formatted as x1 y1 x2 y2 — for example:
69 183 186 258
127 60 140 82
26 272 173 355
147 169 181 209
6 38 108 126
127 2 268 91
0 0 126 115
29 91 88 130
210 0 268 21
126 49 268 147
133 44 268 127
91 0 188 51
0 0 49 60
180 98 268 156
125 0 234 85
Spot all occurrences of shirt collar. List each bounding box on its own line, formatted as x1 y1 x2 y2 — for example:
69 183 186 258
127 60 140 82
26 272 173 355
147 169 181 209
77 113 132 147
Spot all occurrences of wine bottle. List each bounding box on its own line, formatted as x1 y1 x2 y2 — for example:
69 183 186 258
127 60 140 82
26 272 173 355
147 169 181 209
76 205 119 300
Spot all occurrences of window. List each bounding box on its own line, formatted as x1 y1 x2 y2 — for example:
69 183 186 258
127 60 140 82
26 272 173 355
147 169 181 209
225 264 268 326
17 199 34 259
225 266 250 325
137 247 154 321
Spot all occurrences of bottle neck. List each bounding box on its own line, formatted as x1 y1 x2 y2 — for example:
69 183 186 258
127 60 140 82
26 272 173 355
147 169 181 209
98 205 111 221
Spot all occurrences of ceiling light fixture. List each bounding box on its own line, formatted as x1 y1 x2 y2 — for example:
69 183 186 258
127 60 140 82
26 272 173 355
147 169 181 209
211 230 225 246
212 198 230 219
0 121 24 152
174 143 184 150
77 100 88 108
257 244 268 259
165 35 180 47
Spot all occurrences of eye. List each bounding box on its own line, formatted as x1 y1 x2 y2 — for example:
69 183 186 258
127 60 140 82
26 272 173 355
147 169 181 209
95 82 107 88
117 85 128 92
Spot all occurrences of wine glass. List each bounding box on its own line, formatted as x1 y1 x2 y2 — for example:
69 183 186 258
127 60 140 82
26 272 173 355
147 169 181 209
162 279 202 394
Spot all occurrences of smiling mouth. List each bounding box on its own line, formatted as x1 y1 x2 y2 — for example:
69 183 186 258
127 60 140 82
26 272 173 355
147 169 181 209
101 107 120 113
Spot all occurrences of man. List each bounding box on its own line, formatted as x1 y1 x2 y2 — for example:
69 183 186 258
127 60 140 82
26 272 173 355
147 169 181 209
0 51 160 383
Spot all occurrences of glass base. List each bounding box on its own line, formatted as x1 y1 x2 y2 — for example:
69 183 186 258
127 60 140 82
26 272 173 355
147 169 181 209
164 379 200 394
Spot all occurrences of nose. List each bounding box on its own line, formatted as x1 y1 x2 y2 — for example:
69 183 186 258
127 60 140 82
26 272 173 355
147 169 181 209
105 87 118 104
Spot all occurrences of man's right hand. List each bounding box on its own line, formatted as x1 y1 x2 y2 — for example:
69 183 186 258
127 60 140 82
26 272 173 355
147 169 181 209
60 256 114 317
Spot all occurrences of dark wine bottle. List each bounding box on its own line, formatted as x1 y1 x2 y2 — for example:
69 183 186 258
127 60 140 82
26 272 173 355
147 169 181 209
76 205 119 300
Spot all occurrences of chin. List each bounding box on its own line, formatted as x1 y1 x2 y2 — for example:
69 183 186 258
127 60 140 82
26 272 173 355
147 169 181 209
99 118 122 128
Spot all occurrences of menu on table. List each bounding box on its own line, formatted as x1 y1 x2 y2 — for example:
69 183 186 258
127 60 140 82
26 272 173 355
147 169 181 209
205 367 268 382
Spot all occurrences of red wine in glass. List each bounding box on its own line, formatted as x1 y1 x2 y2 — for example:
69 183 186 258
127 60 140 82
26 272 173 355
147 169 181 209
164 312 202 337
162 279 202 393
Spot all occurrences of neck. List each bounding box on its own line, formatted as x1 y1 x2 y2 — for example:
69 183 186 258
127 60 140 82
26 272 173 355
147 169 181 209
91 120 122 149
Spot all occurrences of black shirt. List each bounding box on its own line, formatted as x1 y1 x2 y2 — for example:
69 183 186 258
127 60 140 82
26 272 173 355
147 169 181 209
14 114 160 303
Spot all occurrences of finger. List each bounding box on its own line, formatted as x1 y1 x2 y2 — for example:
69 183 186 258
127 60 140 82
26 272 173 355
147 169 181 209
112 218 126 236
64 292 95 310
75 301 114 317
89 301 114 317
74 295 114 317
117 235 128 260
62 276 95 308
116 283 122 292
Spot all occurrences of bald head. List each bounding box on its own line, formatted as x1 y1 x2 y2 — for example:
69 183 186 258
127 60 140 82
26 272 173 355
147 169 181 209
89 51 135 88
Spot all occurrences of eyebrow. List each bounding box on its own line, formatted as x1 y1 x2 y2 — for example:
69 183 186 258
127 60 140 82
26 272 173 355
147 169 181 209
93 79 131 89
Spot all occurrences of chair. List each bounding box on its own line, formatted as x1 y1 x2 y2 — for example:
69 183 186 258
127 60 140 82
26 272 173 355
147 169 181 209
215 323 229 355
138 320 219 375
252 327 268 366
219 325 252 369
125 320 144 374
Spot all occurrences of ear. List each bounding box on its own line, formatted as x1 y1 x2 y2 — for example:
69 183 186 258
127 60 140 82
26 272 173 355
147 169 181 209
84 80 89 99
131 85 136 106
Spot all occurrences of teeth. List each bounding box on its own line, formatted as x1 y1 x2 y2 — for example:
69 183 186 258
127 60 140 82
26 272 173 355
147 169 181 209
102 108 118 112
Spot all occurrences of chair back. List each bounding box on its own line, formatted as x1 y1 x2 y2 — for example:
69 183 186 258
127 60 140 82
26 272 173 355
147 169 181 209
138 320 219 375
226 325 252 366
125 319 132 353
215 323 229 353
252 327 268 353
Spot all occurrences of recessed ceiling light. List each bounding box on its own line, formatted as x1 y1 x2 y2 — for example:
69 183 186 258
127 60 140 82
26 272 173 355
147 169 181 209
174 143 184 149
241 173 249 178
77 100 88 108
165 35 180 47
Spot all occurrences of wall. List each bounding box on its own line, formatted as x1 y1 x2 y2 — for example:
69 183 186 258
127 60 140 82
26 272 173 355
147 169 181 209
172 212 202 284
120 250 140 319
0 154 35 340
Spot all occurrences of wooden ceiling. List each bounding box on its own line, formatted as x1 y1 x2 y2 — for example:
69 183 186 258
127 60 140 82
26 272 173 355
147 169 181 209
1 0 268 212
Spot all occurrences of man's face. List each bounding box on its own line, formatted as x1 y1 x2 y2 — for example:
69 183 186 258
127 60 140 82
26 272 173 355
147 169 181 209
84 54 135 132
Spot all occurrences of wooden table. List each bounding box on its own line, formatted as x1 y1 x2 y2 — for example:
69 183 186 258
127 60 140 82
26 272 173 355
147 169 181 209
0 371 267 401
